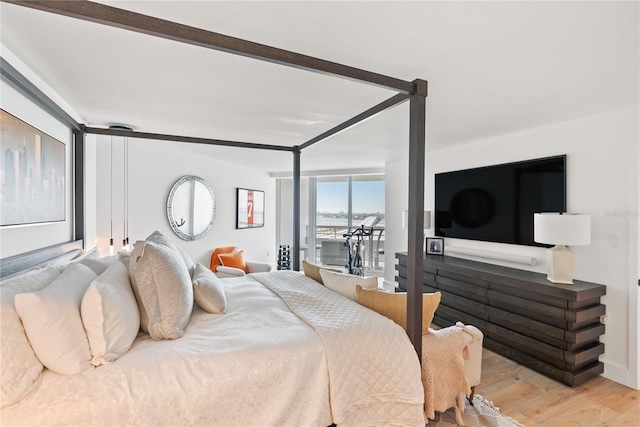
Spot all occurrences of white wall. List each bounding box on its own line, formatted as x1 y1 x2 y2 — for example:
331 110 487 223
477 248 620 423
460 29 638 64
383 156 409 286
276 177 309 265
0 73 75 258
92 136 277 267
385 106 639 387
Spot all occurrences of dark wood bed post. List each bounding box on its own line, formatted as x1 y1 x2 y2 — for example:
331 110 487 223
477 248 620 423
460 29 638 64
73 128 85 244
292 147 301 271
4 3 432 356
406 79 428 360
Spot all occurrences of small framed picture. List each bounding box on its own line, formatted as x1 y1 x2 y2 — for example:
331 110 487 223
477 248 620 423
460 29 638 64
426 237 444 255
236 188 265 229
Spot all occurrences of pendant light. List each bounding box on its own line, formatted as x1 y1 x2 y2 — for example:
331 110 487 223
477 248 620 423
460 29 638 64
109 134 114 256
109 125 132 252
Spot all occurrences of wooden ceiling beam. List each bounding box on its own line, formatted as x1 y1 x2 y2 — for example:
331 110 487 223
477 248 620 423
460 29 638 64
3 0 415 94
300 93 409 150
84 127 294 152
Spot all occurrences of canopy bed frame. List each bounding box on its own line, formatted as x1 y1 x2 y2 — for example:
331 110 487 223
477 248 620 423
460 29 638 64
0 0 428 359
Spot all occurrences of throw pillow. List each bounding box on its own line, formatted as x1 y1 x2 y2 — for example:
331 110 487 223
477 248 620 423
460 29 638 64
147 230 195 277
355 286 441 335
81 260 140 366
131 240 193 340
0 266 60 408
318 269 378 301
302 260 342 285
209 246 237 272
80 255 116 276
146 230 177 250
192 263 227 314
218 251 248 273
129 240 150 332
15 263 97 375
175 245 196 278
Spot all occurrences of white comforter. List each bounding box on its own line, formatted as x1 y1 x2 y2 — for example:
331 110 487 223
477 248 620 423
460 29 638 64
253 271 425 427
3 272 424 427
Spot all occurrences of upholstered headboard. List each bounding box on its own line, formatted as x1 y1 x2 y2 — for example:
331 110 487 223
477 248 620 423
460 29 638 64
0 240 84 280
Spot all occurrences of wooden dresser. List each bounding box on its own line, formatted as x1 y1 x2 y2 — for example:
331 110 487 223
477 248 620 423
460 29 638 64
395 253 606 386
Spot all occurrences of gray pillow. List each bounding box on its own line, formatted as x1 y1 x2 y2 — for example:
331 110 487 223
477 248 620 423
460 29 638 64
192 263 226 314
131 240 193 340
147 230 195 278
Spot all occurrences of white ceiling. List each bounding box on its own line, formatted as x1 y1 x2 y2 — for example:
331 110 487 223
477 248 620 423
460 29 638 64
1 1 638 174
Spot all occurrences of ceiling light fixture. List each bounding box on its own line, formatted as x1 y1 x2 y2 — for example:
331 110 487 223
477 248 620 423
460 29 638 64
109 125 133 252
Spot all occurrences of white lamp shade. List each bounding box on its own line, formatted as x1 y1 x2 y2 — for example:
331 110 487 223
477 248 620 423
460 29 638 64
534 213 591 246
402 210 431 230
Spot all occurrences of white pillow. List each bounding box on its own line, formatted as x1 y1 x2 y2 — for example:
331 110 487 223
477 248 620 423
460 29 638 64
81 260 140 366
192 263 226 314
80 255 116 276
15 263 97 375
131 240 193 340
0 266 60 408
176 245 196 278
128 241 150 332
318 269 378 301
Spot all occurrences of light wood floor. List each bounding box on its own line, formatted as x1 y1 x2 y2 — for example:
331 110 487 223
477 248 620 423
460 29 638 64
476 349 640 426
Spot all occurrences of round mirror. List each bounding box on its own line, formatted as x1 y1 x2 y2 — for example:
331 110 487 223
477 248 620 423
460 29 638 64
167 175 216 241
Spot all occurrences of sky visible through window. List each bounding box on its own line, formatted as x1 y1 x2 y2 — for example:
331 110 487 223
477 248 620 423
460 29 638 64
317 180 385 214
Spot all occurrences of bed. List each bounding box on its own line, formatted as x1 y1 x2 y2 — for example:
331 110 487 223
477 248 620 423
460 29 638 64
0 240 425 426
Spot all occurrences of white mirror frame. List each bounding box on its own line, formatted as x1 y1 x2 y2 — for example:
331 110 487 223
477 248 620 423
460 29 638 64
166 175 216 241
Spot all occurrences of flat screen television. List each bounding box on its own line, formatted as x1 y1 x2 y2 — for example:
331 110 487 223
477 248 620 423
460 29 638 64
434 155 566 247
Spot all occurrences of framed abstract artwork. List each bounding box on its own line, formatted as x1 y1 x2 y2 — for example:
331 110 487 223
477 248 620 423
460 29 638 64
0 109 66 226
236 188 265 229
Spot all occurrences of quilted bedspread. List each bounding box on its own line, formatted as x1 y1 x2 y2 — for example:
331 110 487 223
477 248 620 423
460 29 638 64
253 271 425 427
3 271 424 426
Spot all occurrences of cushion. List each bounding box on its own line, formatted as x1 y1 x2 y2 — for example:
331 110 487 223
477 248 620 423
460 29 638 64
192 263 226 313
147 230 195 277
130 240 193 340
218 251 248 274
80 255 116 276
14 263 97 375
209 246 237 272
117 250 131 269
146 230 177 250
81 260 140 366
318 269 378 301
356 286 441 335
175 245 196 278
128 241 150 332
302 260 342 285
0 266 60 408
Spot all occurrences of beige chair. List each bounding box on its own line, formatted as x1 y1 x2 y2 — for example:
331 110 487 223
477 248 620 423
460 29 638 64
209 246 274 278
216 261 273 278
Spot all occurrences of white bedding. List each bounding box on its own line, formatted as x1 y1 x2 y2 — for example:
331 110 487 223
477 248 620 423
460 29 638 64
3 271 424 427
2 275 331 426
253 271 425 427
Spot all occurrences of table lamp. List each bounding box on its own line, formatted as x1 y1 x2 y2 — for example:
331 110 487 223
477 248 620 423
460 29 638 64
533 213 591 284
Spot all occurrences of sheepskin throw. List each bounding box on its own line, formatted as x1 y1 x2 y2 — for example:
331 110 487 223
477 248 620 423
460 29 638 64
422 323 472 424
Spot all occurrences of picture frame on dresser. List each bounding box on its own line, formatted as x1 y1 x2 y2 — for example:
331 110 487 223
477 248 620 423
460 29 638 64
426 237 444 255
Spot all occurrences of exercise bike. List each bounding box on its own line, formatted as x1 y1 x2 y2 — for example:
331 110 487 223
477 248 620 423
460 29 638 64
343 225 372 276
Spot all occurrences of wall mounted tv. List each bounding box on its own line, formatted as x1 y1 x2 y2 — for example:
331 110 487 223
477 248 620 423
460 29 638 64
434 155 566 247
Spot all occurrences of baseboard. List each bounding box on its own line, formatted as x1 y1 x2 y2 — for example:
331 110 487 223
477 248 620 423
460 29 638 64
603 360 632 388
